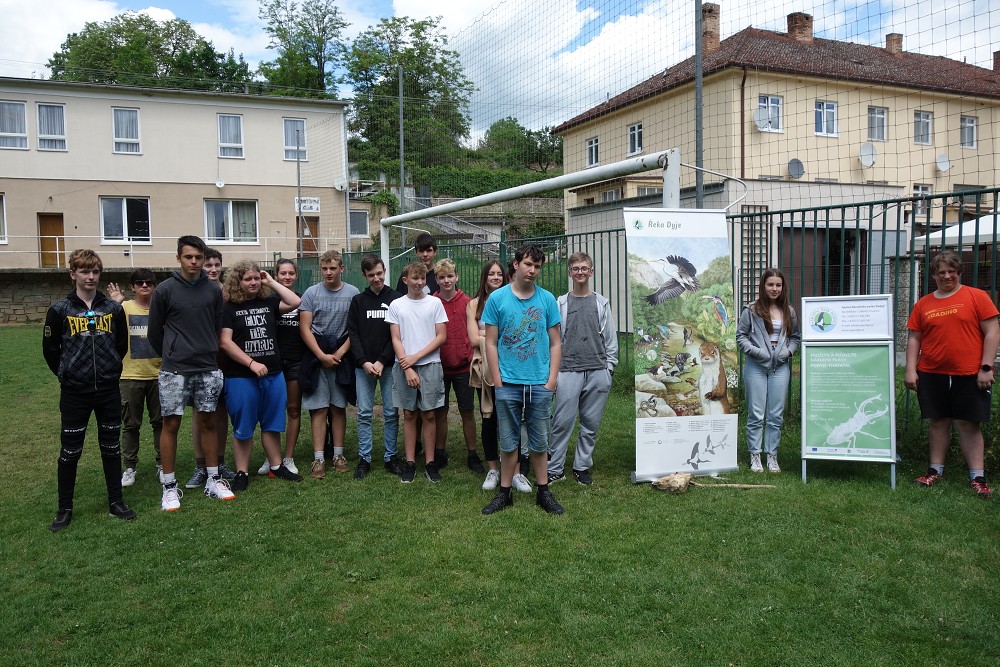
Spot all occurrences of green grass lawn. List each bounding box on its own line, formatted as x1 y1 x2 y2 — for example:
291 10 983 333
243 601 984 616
1 324 997 666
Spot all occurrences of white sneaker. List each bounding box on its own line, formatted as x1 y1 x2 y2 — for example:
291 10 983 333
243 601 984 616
482 469 500 491
121 467 137 487
282 457 299 475
749 453 763 473
766 454 781 473
512 473 532 493
161 485 183 512
204 475 236 501
257 459 271 476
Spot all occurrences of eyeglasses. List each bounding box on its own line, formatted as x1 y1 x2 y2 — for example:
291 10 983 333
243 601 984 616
85 310 97 332
132 280 155 287
569 266 592 274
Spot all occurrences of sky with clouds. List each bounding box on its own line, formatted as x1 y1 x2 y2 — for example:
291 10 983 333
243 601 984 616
1 0 998 139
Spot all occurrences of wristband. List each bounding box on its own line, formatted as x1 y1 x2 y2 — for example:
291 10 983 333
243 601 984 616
248 359 254 369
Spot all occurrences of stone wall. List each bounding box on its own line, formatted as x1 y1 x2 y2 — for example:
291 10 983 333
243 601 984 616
0 268 174 323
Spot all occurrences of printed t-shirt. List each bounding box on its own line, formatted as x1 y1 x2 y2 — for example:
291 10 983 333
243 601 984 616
907 285 999 375
121 300 161 380
221 294 283 378
482 284 560 385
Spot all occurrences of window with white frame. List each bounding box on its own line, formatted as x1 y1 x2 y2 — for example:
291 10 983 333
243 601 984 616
913 184 931 217
960 116 977 149
283 118 307 160
914 111 933 145
218 114 244 158
0 101 27 149
349 210 369 237
815 101 837 136
627 123 643 155
637 186 663 197
113 108 140 153
100 196 150 242
205 199 257 242
586 137 598 167
37 104 66 151
867 106 887 142
758 95 782 131
600 188 621 203
0 192 6 242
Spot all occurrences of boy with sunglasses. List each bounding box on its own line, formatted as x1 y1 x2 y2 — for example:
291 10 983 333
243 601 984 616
109 269 163 488
42 249 135 532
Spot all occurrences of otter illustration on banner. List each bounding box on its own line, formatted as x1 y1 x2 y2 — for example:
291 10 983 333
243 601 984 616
626 208 738 482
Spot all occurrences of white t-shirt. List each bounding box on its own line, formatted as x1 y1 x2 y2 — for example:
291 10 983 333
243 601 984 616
385 295 448 365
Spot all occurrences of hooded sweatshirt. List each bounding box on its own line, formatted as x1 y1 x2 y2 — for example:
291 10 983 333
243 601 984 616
348 284 402 367
434 288 473 376
147 269 224 374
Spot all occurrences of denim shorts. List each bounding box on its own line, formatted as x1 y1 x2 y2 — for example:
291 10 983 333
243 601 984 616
495 383 552 454
159 369 223 416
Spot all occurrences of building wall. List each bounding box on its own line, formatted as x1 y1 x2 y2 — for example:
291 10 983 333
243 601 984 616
0 79 349 268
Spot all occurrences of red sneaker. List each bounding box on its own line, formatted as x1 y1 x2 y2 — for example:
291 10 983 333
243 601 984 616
915 468 942 487
970 476 992 500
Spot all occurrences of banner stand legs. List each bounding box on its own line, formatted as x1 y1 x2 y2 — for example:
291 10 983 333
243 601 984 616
802 459 897 489
802 459 807 484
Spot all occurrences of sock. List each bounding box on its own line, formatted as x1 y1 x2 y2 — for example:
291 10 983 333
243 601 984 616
162 472 176 486
334 446 344 458
930 463 944 475
270 464 280 471
314 451 324 462
206 466 219 479
970 469 985 480
538 484 549 494
499 485 512 497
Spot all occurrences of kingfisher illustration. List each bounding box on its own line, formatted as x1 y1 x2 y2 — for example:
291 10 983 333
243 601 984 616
703 294 729 333
655 324 671 341
645 255 700 305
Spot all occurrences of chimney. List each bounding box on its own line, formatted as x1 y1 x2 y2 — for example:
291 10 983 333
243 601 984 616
995 50 1000 72
787 12 813 43
702 3 720 54
886 33 903 55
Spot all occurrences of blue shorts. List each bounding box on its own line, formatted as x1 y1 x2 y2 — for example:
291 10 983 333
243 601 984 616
224 374 287 440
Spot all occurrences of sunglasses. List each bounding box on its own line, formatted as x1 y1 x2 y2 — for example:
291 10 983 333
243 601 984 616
85 310 97 332
132 280 156 287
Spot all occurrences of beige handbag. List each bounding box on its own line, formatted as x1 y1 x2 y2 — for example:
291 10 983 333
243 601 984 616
469 337 495 417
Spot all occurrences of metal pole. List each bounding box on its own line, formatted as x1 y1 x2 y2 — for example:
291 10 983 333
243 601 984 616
398 64 406 253
296 129 303 258
695 0 704 208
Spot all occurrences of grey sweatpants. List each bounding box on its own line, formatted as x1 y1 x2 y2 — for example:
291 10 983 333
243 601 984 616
548 368 612 475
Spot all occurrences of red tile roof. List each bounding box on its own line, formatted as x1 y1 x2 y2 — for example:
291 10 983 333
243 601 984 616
553 27 1000 134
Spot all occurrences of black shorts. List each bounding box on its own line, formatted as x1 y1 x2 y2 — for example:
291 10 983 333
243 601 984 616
916 371 992 422
282 358 302 383
440 373 475 412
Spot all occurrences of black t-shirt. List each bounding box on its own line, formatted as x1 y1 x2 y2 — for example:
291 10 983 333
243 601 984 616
275 292 304 365
221 294 282 378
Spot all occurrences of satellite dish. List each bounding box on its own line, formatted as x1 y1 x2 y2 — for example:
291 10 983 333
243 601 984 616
936 153 952 172
752 108 771 131
788 158 805 179
215 179 225 189
859 142 877 168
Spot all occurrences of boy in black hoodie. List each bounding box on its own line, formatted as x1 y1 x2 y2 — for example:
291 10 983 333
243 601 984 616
43 249 135 532
348 254 402 478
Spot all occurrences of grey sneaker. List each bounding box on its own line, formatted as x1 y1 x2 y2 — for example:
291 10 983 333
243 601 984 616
512 473 532 493
218 463 237 481
749 453 763 473
482 469 500 491
184 468 207 489
121 467 137 487
257 459 271 476
766 454 781 473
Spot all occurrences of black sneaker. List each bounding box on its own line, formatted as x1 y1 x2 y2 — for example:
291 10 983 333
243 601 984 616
425 461 442 483
467 451 485 474
547 472 566 485
108 500 137 521
231 471 249 492
482 489 514 515
536 488 565 515
49 509 73 533
435 448 449 469
354 459 371 480
400 461 417 484
384 456 402 476
269 465 303 482
573 469 593 486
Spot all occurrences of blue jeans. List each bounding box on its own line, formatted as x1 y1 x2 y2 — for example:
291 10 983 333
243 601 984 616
743 359 790 455
355 367 398 462
495 384 552 454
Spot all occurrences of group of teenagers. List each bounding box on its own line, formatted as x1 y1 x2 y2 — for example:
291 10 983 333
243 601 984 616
42 232 619 532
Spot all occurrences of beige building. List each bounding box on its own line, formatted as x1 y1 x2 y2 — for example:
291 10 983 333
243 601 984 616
554 4 1000 228
0 77 353 269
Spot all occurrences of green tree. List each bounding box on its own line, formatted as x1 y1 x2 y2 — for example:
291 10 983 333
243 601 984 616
480 118 563 173
47 12 252 90
258 0 347 94
345 16 474 168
